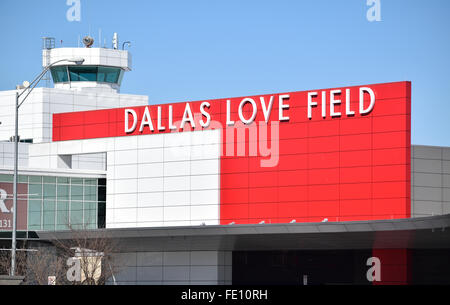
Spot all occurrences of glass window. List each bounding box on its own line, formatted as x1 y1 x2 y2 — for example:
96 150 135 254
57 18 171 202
0 175 28 182
84 185 97 201
71 185 83 201
98 186 106 202
98 201 106 228
56 201 69 230
43 176 56 184
68 66 97 82
29 184 42 200
26 176 103 231
84 201 97 228
71 178 83 185
50 66 69 83
70 201 83 229
84 179 97 186
117 70 124 85
0 174 13 182
28 213 41 231
52 65 122 84
28 200 42 213
43 184 56 200
97 66 121 83
57 177 70 184
63 66 122 84
29 176 42 183
43 201 56 231
57 184 70 200
28 200 42 231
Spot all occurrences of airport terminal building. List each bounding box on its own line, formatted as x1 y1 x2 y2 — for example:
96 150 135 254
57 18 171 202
0 39 449 285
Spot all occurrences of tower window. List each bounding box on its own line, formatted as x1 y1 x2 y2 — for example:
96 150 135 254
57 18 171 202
50 66 122 84
50 66 69 83
69 66 97 82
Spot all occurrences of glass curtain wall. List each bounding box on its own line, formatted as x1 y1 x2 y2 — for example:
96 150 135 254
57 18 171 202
0 174 106 231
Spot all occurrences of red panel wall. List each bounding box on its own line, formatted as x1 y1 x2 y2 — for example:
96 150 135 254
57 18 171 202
53 81 411 225
220 82 411 224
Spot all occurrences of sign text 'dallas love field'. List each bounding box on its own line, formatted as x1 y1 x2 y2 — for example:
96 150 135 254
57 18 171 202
124 87 375 133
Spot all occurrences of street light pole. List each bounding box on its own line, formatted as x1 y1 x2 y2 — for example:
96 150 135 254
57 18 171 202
10 57 84 276
11 91 19 276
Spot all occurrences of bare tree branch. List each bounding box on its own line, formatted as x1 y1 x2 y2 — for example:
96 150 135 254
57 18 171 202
0 226 121 285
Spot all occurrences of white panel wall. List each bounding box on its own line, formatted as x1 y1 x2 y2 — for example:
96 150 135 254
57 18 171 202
72 153 106 171
0 142 29 168
45 48 131 71
0 88 148 144
108 130 220 228
28 129 221 229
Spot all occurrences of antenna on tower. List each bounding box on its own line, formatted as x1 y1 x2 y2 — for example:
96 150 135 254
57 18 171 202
41 37 55 88
112 33 119 50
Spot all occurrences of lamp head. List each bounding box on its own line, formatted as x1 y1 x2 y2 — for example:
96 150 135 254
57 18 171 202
68 57 85 65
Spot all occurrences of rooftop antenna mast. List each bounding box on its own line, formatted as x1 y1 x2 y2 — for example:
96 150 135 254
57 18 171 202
41 37 55 88
112 32 119 50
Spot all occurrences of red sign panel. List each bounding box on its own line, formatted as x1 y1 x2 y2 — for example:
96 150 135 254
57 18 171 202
53 81 411 224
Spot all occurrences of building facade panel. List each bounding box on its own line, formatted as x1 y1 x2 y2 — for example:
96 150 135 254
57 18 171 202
47 82 412 226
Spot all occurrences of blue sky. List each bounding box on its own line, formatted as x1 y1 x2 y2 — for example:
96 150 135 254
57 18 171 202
0 0 449 146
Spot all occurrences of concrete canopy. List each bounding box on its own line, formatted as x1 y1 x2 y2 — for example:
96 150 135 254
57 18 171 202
35 215 450 252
